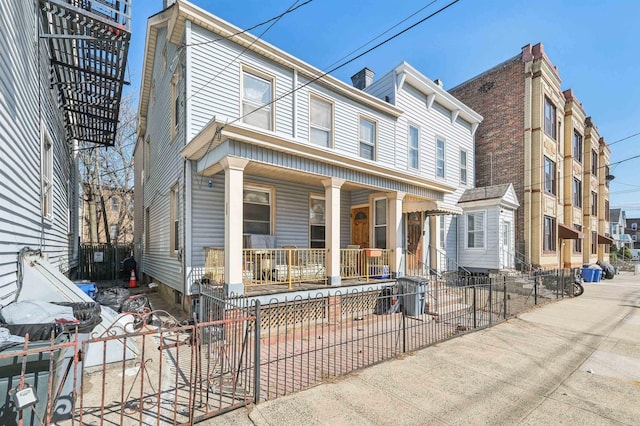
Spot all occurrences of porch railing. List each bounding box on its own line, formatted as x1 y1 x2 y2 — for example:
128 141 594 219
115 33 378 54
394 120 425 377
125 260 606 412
340 248 391 281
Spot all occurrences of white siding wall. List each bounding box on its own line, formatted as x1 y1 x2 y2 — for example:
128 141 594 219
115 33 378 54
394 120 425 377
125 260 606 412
0 1 78 305
459 206 501 270
142 27 187 292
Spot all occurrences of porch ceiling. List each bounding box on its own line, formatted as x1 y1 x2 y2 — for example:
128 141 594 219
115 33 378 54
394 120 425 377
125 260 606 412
246 162 362 192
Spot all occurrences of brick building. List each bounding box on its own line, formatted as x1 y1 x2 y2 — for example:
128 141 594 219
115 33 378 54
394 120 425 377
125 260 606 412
450 43 611 269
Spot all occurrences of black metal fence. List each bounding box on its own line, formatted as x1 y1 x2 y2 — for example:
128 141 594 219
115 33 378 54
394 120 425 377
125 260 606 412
78 243 134 281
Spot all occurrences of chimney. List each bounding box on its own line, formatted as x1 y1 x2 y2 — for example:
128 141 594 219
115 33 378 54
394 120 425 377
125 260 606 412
163 0 177 8
351 68 375 90
434 78 444 88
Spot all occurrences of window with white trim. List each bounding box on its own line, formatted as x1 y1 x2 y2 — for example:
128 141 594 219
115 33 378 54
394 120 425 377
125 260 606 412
436 139 445 178
243 186 272 235
544 97 556 139
460 150 467 184
439 215 446 249
573 130 583 163
242 70 273 130
544 156 556 195
359 118 376 160
309 196 325 248
374 198 387 249
41 126 53 219
573 178 582 208
544 216 556 252
408 125 419 169
309 95 332 147
466 211 485 249
170 184 179 255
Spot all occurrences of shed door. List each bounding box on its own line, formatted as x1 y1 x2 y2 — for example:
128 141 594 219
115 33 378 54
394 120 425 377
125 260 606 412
502 221 512 269
351 207 369 248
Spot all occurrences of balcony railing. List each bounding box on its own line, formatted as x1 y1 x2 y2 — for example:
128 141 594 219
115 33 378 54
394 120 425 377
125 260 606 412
204 247 392 287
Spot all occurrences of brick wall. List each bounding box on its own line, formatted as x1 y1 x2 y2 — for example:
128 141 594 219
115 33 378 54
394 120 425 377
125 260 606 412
449 55 526 252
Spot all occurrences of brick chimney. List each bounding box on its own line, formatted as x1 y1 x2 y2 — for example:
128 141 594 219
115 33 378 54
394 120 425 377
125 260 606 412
351 68 375 90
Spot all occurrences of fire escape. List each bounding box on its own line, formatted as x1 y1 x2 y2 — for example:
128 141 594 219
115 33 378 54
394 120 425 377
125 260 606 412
38 0 131 147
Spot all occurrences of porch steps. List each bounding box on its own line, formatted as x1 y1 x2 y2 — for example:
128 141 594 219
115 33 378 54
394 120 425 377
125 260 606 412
425 288 470 323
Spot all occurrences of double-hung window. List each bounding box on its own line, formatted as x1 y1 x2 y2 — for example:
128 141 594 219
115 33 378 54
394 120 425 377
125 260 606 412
591 150 598 176
544 97 556 139
310 96 332 147
439 216 446 249
359 118 376 160
591 231 597 254
466 211 485 249
408 126 419 169
544 156 556 195
374 198 387 249
573 178 582 208
460 150 467 184
309 196 325 248
574 224 582 253
591 191 598 216
41 127 53 219
543 216 556 252
242 70 273 130
573 130 583 162
243 187 272 235
436 139 445 178
170 185 179 255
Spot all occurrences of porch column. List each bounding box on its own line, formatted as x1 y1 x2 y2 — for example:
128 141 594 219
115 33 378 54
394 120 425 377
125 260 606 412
221 157 249 296
322 178 345 286
387 191 405 278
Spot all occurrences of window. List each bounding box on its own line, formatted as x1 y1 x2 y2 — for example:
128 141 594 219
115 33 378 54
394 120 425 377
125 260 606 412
374 198 387 249
604 165 610 187
359 118 376 160
309 96 332 147
591 191 598 216
466 211 485 249
109 224 118 242
605 200 610 221
242 70 273 130
633 235 637 242
171 73 179 141
145 207 150 253
460 150 467 184
170 185 179 255
591 150 598 176
591 231 597 254
408 126 419 169
145 137 151 179
41 127 53 219
439 215 446 249
574 224 582 253
243 186 272 235
632 223 638 231
573 178 582 208
543 216 556 252
110 197 119 212
544 97 556 139
573 131 583 162
309 196 325 248
544 157 556 195
436 139 445 178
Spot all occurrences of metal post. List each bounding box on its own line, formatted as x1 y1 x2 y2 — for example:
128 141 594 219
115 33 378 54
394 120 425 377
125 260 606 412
472 286 477 329
253 300 261 404
534 272 538 304
402 308 406 353
503 276 507 319
488 279 493 326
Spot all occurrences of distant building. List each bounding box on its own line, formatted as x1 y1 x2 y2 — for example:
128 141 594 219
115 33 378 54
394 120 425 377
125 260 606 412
624 217 640 249
450 43 612 269
81 185 134 245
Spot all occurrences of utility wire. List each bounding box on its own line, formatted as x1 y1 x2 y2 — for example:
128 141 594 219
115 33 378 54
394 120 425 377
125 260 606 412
607 130 640 146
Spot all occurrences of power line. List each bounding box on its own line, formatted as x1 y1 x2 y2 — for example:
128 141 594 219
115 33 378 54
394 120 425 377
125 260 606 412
607 130 640 146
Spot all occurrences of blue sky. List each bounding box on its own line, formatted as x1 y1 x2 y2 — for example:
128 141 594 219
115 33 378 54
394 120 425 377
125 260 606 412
127 0 640 216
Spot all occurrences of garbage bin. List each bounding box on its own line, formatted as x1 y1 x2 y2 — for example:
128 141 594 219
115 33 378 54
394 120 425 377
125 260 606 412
0 324 68 426
581 267 598 282
397 276 428 316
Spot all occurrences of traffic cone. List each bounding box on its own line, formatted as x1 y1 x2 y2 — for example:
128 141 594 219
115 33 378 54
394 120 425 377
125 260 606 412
129 268 138 288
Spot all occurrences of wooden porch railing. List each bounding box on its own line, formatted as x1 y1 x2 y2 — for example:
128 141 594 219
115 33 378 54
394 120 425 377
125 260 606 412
204 247 392 287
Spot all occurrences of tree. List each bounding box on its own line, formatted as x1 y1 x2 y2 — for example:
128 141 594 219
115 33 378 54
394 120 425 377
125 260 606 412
79 94 136 245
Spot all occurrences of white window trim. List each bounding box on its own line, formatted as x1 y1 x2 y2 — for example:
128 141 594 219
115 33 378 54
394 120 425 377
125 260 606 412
240 65 276 132
308 93 334 148
439 215 446 249
465 210 486 249
373 197 387 249
358 115 377 161
460 149 468 184
243 184 275 235
408 124 420 170
436 137 446 179
41 123 53 221
309 194 326 248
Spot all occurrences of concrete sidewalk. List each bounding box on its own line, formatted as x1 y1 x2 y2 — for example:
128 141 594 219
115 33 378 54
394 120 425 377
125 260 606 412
204 272 640 425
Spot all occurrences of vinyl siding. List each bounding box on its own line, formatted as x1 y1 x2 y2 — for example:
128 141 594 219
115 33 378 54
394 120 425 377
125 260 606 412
0 1 78 305
459 206 500 270
141 27 187 292
364 71 395 105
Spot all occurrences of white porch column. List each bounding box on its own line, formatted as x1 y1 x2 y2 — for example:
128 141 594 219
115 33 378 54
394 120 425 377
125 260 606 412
387 191 405 278
221 157 249 296
322 178 345 286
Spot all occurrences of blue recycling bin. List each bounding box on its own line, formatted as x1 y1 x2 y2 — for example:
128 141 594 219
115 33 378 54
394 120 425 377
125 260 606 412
581 268 598 282
75 282 97 299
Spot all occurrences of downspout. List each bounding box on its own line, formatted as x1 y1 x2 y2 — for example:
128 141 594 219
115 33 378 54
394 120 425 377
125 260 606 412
183 20 192 310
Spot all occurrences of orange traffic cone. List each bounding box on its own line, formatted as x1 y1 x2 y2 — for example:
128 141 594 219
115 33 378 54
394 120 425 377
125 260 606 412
129 268 138 288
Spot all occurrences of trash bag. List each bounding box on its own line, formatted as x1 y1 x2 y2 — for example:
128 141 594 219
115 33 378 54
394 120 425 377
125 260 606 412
596 260 615 279
0 322 64 341
374 286 399 315
0 301 75 325
96 288 130 311
52 302 102 333
120 295 150 314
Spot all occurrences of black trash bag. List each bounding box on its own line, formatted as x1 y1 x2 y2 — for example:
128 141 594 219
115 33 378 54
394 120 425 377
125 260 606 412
52 302 102 333
1 322 64 341
374 286 399 315
120 295 150 314
96 288 130 311
596 260 615 279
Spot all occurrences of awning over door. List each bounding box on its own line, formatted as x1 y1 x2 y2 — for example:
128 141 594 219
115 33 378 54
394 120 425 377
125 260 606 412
402 199 462 215
558 224 584 240
598 234 614 245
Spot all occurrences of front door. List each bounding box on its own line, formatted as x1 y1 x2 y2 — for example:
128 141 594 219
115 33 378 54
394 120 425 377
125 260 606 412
407 212 422 275
502 221 512 269
351 207 369 248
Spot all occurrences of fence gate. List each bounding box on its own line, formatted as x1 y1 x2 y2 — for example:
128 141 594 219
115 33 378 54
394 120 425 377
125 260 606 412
75 310 256 425
78 244 133 281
